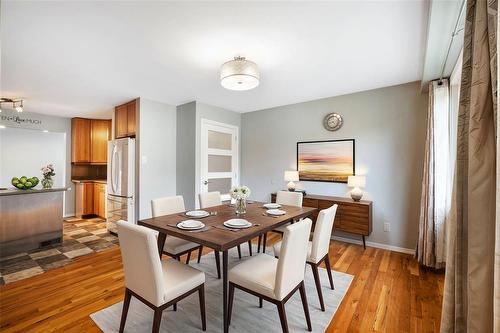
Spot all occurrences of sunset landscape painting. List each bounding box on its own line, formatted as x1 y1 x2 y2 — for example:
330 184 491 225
297 139 355 183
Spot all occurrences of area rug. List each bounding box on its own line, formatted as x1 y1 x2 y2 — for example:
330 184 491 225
91 248 353 333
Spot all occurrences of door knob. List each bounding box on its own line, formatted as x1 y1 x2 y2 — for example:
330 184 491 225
203 180 210 185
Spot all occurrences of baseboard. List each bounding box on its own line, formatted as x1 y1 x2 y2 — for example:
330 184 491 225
331 235 415 255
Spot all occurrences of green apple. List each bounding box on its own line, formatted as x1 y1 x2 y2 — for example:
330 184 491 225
25 181 33 188
16 183 25 189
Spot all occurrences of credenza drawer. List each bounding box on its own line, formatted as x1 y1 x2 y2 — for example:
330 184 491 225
303 198 319 208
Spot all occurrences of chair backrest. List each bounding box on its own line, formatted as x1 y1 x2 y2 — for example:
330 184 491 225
276 190 303 207
151 195 185 217
310 204 338 263
117 220 166 307
199 191 222 209
274 218 312 300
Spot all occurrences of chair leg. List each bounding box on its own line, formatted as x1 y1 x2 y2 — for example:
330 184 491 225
257 235 262 253
237 245 242 259
259 297 263 308
119 288 132 333
324 255 335 290
214 250 221 279
198 285 206 331
228 283 235 326
310 263 325 311
276 302 289 333
152 308 163 333
248 240 253 256
263 233 267 254
197 246 203 263
299 281 312 331
173 303 177 311
186 251 192 264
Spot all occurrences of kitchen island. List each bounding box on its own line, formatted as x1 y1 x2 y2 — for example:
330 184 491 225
0 187 67 257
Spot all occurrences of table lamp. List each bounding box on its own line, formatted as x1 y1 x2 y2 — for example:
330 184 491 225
347 175 366 201
284 170 299 191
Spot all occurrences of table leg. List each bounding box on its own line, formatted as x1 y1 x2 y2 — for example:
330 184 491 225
157 232 166 258
223 250 229 333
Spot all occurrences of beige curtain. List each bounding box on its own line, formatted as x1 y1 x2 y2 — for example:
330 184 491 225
440 0 498 332
417 79 450 269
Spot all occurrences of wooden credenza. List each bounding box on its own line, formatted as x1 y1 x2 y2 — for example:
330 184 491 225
271 193 372 248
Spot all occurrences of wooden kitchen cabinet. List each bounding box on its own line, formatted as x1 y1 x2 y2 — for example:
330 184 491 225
72 118 111 164
90 120 111 164
115 99 137 138
93 183 106 218
75 182 94 217
71 118 91 163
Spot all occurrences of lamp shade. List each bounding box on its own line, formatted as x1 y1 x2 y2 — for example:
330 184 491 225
284 170 299 182
347 175 366 188
220 56 260 91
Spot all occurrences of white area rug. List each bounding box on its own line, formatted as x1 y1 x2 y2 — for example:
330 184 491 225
91 248 353 333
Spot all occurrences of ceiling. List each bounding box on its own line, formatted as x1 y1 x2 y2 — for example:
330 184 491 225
1 1 428 118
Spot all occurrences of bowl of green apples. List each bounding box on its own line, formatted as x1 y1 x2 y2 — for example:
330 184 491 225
11 176 39 190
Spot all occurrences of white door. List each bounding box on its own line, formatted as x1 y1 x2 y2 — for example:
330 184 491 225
200 119 238 202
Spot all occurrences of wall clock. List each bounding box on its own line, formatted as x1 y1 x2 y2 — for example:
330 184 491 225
323 113 343 131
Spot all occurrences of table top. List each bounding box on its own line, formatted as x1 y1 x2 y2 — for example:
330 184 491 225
138 202 317 251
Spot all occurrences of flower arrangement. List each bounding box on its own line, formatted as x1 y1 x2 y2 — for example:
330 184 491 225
41 164 55 189
230 186 251 215
230 186 251 200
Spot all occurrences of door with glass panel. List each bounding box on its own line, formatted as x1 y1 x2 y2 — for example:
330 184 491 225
200 119 238 202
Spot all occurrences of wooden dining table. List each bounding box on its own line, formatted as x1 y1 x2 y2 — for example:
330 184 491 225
138 201 317 333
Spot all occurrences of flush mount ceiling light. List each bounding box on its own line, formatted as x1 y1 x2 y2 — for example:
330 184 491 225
220 56 260 91
0 98 24 112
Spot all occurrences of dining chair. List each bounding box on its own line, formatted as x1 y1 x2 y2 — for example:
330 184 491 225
117 220 206 333
273 204 338 311
151 195 202 265
199 191 254 260
258 190 304 253
227 218 313 333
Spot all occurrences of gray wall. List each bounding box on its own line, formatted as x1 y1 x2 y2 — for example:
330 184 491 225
0 109 75 216
138 98 177 219
176 102 197 209
241 81 427 249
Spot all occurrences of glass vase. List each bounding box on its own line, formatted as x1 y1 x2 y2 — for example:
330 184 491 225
235 198 247 215
42 177 53 189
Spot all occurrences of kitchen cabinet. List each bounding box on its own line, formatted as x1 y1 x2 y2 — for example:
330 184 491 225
71 118 111 164
90 120 112 164
93 183 106 218
75 181 106 218
115 99 137 138
71 118 91 163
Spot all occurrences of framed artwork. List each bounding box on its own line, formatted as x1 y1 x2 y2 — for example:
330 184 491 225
296 139 355 183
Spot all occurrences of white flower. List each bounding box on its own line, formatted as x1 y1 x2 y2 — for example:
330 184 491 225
230 186 251 200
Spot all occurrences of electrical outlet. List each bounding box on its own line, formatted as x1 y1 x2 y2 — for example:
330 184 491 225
383 222 391 232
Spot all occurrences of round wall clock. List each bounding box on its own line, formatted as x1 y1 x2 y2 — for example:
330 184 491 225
323 113 343 131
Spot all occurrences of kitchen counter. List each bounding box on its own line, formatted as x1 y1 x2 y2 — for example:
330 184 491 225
0 187 68 196
0 187 67 257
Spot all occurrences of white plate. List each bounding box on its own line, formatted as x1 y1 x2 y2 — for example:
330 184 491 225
263 203 281 209
266 209 286 216
224 219 252 229
177 220 205 230
185 210 210 218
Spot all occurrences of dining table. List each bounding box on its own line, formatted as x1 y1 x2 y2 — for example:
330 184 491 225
138 201 317 333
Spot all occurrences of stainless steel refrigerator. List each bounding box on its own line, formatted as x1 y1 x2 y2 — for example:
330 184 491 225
106 137 135 234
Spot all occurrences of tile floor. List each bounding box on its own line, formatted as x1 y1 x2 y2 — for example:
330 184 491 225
0 217 118 285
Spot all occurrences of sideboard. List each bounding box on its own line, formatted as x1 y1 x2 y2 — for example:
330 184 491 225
271 192 373 249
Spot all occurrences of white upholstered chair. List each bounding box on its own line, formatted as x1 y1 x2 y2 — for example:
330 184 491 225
117 220 206 333
273 204 338 311
258 190 304 253
151 195 202 265
199 191 254 261
228 219 313 333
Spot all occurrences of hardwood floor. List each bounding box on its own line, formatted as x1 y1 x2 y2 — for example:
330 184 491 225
0 234 444 332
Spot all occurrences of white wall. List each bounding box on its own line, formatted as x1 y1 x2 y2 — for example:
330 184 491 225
241 81 428 249
138 98 177 219
0 110 74 216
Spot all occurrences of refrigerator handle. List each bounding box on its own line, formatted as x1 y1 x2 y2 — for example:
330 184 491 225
111 145 118 194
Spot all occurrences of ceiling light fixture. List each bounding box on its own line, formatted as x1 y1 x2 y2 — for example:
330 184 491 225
0 98 24 112
220 56 260 91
